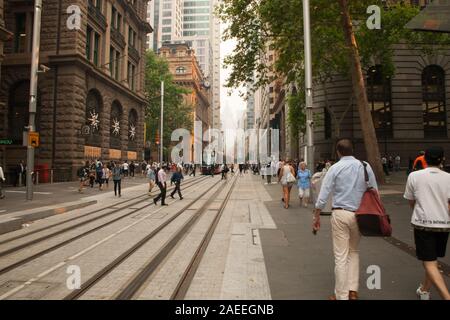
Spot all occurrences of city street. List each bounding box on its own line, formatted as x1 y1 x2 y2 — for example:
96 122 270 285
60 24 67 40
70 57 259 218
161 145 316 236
0 171 447 300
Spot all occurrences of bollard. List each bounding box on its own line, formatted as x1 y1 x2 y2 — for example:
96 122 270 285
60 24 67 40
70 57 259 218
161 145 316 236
51 169 54 184
36 171 39 185
19 173 22 187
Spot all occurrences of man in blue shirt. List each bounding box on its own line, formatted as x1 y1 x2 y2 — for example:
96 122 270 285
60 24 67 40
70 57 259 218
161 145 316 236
313 139 378 300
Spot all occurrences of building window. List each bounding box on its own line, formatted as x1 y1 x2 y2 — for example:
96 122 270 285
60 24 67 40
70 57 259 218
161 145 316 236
162 27 172 33
176 66 186 74
111 6 121 31
128 62 136 90
85 89 103 146
8 81 40 144
14 13 28 53
128 26 136 48
86 26 92 60
128 109 138 149
422 65 447 138
93 32 100 66
110 101 122 149
86 26 101 66
367 65 392 138
110 47 120 80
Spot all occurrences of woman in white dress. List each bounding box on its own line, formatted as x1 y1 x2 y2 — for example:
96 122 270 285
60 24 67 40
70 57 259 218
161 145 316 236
278 160 296 209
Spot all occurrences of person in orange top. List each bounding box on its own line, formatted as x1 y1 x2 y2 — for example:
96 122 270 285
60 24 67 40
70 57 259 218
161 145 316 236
413 151 428 171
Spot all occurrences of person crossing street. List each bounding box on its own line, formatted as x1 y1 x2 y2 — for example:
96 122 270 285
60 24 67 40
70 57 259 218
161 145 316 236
170 167 184 200
112 162 122 197
154 166 168 206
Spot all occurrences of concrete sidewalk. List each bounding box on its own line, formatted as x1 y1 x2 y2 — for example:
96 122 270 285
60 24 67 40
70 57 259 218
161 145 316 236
255 173 450 300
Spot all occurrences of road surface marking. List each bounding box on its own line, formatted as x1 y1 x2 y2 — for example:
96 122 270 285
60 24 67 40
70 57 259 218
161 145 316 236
5 191 52 195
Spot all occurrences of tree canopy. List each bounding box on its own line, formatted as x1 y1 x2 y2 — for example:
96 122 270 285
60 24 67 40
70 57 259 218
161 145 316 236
144 50 194 159
217 0 450 91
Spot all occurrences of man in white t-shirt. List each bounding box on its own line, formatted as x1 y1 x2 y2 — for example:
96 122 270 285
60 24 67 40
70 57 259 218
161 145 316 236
404 146 450 300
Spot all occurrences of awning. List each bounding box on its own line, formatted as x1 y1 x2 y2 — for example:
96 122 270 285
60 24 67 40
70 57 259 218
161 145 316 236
405 0 450 33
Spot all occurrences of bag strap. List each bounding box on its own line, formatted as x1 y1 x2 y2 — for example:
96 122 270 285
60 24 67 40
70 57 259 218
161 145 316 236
360 160 371 190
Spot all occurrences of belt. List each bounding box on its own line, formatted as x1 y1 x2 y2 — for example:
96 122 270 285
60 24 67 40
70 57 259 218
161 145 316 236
332 207 355 212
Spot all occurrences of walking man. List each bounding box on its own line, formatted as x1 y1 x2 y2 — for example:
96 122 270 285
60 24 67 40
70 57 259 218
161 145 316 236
170 167 184 200
404 146 450 300
130 161 135 177
112 162 122 197
0 164 5 199
313 139 378 300
154 166 168 206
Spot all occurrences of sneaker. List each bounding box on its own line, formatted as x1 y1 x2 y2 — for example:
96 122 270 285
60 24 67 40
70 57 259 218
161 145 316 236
416 285 430 300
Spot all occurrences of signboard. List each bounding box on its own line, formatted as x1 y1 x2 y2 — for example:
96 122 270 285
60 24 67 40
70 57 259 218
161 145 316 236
28 132 40 147
109 149 121 159
127 151 137 160
0 139 14 145
84 146 102 159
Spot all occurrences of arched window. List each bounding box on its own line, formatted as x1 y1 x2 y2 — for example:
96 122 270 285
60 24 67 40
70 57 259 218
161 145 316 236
8 81 41 144
85 89 102 146
128 109 138 150
422 65 447 138
110 101 123 149
367 65 392 138
176 66 186 74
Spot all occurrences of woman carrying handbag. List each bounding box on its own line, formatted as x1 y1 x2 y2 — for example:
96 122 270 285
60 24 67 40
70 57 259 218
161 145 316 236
278 160 297 209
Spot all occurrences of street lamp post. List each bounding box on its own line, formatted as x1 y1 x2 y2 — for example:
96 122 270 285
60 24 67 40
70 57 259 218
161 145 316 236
303 0 314 172
160 80 164 164
26 0 43 200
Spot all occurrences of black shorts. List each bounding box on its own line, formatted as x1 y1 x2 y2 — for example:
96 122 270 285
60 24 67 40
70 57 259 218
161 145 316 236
414 228 449 261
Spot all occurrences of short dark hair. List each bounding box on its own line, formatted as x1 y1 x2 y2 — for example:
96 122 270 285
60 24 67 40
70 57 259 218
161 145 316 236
425 146 444 166
336 139 354 157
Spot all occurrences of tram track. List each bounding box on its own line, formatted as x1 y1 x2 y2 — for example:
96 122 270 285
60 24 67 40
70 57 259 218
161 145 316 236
0 176 210 276
0 175 207 248
62 176 238 300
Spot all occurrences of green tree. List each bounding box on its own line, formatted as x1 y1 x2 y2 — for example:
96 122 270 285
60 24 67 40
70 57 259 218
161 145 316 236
217 0 450 181
144 50 194 161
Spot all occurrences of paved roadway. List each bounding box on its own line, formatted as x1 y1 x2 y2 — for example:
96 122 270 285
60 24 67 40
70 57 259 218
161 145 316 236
0 171 448 300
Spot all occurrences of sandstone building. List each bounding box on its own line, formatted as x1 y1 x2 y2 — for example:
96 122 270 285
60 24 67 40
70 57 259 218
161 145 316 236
159 42 211 161
0 0 152 176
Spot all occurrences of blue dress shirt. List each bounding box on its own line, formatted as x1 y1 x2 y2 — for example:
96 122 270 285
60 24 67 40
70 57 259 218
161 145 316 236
315 156 378 211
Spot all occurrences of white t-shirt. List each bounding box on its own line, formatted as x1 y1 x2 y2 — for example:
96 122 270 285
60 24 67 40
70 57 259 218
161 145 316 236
123 163 129 170
404 167 450 229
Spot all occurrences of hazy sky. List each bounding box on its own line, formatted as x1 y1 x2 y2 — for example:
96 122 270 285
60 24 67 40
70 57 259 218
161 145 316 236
220 23 246 130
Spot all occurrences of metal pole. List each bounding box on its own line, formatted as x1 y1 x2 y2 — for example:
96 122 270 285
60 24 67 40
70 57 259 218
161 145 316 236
26 0 43 200
303 0 314 172
160 81 164 164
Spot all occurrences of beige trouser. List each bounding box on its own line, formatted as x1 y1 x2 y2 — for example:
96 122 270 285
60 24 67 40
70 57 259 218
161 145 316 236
331 209 361 300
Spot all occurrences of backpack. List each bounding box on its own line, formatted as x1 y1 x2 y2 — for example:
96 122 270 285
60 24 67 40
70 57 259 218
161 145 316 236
77 167 86 178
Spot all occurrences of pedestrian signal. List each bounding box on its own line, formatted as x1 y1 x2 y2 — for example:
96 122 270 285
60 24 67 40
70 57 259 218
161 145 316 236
28 131 39 147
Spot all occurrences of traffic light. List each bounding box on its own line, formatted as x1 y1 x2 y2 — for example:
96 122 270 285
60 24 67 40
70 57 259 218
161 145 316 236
155 131 160 145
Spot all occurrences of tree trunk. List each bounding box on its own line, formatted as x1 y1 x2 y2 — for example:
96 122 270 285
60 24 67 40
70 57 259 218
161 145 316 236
338 0 385 183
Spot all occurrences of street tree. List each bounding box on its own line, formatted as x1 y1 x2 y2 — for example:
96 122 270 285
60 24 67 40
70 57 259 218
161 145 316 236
144 50 194 161
217 0 450 181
